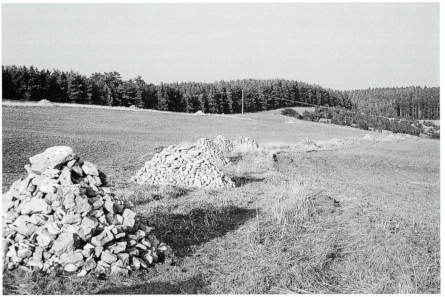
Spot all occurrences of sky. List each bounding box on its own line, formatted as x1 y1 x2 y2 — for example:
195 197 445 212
2 3 440 90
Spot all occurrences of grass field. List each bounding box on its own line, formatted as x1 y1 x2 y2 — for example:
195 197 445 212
2 104 440 294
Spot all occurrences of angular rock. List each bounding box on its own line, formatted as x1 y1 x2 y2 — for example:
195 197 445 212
50 232 78 256
64 263 78 273
95 246 103 258
108 242 127 254
59 251 84 266
61 213 82 225
122 209 136 230
104 197 116 214
110 265 129 276
58 167 73 186
101 251 118 264
37 233 54 249
81 161 99 176
77 269 88 277
84 257 96 271
17 248 32 259
28 214 48 226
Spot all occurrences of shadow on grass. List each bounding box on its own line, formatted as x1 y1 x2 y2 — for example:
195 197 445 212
97 274 207 294
150 205 256 258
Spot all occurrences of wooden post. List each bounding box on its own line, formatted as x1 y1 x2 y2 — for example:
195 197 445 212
242 89 244 114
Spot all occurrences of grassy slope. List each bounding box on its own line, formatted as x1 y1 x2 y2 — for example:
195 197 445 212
2 105 440 294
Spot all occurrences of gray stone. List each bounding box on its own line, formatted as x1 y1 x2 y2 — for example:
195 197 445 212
122 209 136 229
4 211 19 223
110 265 129 276
74 195 92 214
71 164 84 177
67 159 76 168
95 246 103 258
135 230 146 241
59 252 84 266
131 257 142 270
50 232 78 256
2 192 15 215
28 214 48 226
58 167 73 186
104 197 116 214
143 252 154 264
61 213 82 225
18 175 34 194
37 233 54 249
108 242 127 254
82 249 92 258
82 161 99 176
64 263 78 272
43 146 76 169
92 199 104 210
84 257 96 271
117 253 130 266
17 221 37 237
101 251 118 264
30 146 76 173
81 216 99 229
33 246 44 262
39 184 57 194
17 248 32 259
63 193 76 211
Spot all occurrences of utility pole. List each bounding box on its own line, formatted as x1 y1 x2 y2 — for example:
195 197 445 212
241 89 244 114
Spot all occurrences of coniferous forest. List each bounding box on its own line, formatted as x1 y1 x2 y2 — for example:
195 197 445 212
2 65 440 120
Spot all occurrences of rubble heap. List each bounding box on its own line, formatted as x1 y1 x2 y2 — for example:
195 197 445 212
194 138 232 166
132 144 235 188
232 136 259 149
212 135 234 153
36 99 53 107
2 146 170 277
298 137 320 148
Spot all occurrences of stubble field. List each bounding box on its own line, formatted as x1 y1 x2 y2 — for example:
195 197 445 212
2 105 440 294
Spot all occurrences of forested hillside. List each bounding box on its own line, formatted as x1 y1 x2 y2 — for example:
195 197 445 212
2 65 440 119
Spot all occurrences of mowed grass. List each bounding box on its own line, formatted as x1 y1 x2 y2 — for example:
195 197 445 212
2 105 440 294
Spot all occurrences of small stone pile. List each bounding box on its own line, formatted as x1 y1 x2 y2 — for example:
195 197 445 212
36 99 53 107
213 135 234 153
298 137 320 148
194 138 232 166
362 134 378 141
2 146 170 277
132 144 235 188
232 136 259 149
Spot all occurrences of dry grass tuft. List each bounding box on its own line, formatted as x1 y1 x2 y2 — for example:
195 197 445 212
271 175 315 227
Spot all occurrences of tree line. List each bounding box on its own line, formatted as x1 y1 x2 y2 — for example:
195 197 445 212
2 65 440 119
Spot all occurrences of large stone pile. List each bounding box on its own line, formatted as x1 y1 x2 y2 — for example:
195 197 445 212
194 138 232 166
2 146 170 277
213 135 234 153
132 144 235 188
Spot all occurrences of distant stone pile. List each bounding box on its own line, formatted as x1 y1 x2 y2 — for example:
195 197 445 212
132 143 235 188
2 146 170 277
132 135 260 188
36 99 53 107
298 137 320 148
